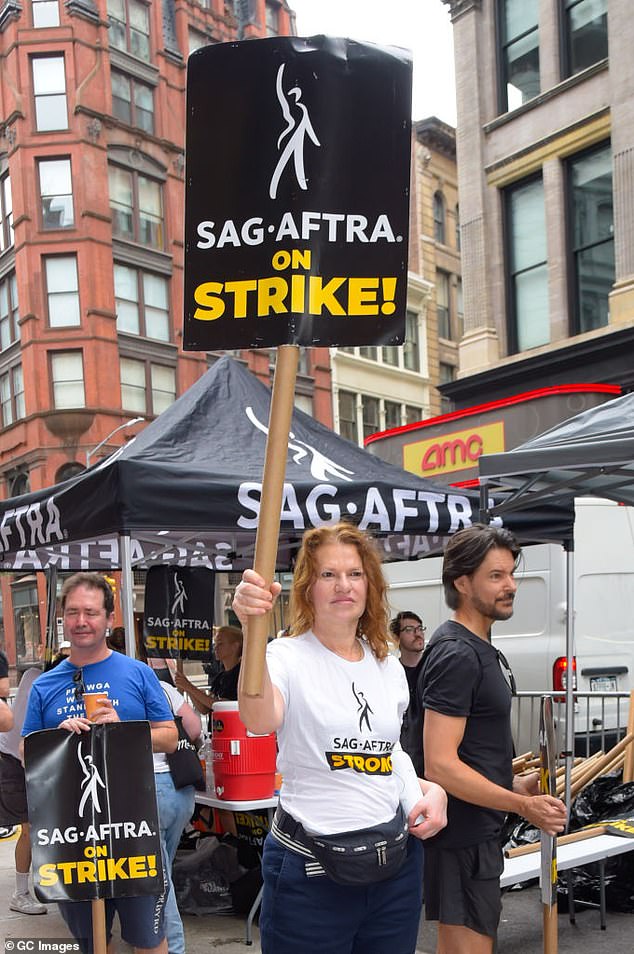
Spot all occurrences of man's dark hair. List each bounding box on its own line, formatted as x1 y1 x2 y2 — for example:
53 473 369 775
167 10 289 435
389 610 422 639
61 572 115 616
442 524 521 611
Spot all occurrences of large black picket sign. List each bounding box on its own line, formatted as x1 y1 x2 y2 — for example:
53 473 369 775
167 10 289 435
25 723 163 903
184 36 412 350
143 566 214 661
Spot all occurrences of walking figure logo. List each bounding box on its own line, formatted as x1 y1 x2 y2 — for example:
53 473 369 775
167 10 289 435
245 406 354 482
77 743 106 818
269 63 321 200
352 683 373 732
171 575 187 616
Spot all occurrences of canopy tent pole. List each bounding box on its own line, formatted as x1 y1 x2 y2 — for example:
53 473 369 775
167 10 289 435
120 535 136 658
478 478 489 524
564 540 575 822
44 566 58 671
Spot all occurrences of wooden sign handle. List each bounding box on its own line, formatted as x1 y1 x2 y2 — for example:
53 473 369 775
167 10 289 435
241 345 299 696
92 898 107 954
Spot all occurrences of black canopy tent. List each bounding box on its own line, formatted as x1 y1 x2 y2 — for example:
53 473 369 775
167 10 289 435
478 391 634 811
0 356 572 655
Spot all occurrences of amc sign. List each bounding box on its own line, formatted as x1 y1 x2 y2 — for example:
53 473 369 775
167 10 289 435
403 421 505 479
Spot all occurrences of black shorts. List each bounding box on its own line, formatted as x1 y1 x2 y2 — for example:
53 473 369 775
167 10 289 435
0 752 28 825
424 839 504 939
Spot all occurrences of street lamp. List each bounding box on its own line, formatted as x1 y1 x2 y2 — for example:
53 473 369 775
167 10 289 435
85 417 145 468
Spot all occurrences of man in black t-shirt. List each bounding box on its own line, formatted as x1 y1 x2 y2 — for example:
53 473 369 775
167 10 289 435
390 611 426 774
421 525 567 954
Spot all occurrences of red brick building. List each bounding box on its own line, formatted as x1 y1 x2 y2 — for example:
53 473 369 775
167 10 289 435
0 0 332 674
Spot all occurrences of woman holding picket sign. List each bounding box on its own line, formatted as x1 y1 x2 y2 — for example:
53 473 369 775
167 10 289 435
233 522 447 954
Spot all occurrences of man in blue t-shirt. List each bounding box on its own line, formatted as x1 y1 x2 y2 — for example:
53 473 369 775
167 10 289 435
22 572 177 954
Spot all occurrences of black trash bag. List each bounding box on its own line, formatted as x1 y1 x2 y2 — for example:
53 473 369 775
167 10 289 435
568 775 634 830
502 813 540 855
173 834 246 915
557 776 634 913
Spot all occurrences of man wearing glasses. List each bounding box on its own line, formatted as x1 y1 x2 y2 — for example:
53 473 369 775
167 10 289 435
22 572 177 954
390 611 426 774
420 525 567 954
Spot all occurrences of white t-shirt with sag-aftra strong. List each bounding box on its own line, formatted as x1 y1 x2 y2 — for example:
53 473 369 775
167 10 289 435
267 630 420 835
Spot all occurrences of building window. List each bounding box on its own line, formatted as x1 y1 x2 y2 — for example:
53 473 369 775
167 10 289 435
38 158 74 229
108 0 151 61
188 29 209 54
562 0 608 77
45 255 80 327
8 470 29 497
32 55 68 131
403 310 420 371
437 271 451 339
0 273 19 351
13 580 41 669
115 264 170 341
405 405 422 425
0 365 24 426
32 0 59 27
265 0 280 35
109 165 163 249
120 357 175 415
56 462 84 482
384 400 401 430
338 390 357 443
382 344 399 366
498 0 540 112
362 396 380 441
455 204 461 251
51 351 85 408
359 346 377 361
438 362 456 414
506 176 549 352
0 173 13 252
567 142 614 334
433 191 445 244
111 71 154 134
456 278 464 339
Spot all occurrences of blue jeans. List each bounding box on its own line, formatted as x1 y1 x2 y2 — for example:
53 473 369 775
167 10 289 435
260 833 424 954
154 771 195 954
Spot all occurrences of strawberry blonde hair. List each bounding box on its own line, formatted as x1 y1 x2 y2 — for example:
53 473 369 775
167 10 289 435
288 523 391 660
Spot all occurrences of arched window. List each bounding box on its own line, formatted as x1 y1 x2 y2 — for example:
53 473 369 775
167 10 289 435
8 471 29 497
55 461 85 483
433 191 446 244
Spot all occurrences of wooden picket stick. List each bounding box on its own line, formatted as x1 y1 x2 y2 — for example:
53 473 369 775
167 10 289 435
241 345 299 696
622 691 634 783
556 752 601 797
505 826 608 858
92 898 107 954
569 732 634 800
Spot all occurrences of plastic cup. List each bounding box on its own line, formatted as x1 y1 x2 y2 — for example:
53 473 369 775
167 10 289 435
84 692 108 721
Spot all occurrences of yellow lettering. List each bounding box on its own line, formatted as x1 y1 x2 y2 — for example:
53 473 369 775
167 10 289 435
76 861 97 883
225 280 257 318
128 856 149 879
308 277 346 315
347 278 380 315
38 863 59 886
194 282 225 320
257 277 288 316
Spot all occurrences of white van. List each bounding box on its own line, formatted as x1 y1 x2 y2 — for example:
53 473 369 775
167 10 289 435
384 498 634 753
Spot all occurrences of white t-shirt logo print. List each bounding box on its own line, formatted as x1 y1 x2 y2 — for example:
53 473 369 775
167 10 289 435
352 683 374 732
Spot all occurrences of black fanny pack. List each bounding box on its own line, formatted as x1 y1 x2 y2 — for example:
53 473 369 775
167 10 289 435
273 805 409 886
